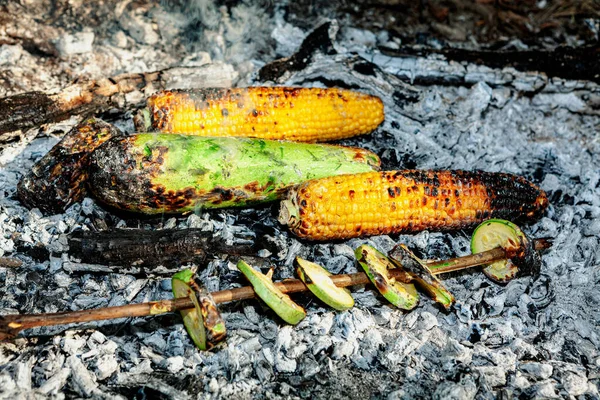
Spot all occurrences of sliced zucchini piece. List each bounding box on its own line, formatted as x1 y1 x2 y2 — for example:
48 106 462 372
172 270 207 350
471 219 541 283
189 280 227 347
388 244 455 310
355 245 419 310
237 260 306 325
295 257 354 311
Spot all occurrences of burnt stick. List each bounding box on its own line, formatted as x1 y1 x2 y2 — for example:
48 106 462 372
67 228 263 269
380 45 600 84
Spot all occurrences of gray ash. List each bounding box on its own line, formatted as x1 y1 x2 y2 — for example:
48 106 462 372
1 2 600 399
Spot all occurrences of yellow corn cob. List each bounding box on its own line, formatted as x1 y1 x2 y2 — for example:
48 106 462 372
278 170 549 241
143 87 384 142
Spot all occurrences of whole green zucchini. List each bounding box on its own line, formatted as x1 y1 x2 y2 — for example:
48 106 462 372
88 134 380 214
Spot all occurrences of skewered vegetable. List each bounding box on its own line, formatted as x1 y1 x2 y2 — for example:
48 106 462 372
2 232 552 344
388 244 454 309
355 245 419 310
172 270 226 350
279 170 549 241
88 134 380 214
136 87 385 142
237 260 306 325
471 219 541 283
172 270 208 350
188 280 226 345
296 257 354 311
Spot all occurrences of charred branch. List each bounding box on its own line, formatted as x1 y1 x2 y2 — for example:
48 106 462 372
381 45 600 84
67 228 268 269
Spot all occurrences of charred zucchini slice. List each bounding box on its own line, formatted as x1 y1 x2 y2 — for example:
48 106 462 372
471 219 540 283
172 270 207 350
355 245 419 310
388 244 455 310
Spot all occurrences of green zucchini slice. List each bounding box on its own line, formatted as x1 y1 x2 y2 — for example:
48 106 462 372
189 280 226 346
471 219 540 283
355 245 419 310
296 257 354 311
172 270 207 350
388 244 455 310
237 260 306 325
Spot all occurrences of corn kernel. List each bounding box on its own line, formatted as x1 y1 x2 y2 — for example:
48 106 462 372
145 87 385 142
278 170 549 241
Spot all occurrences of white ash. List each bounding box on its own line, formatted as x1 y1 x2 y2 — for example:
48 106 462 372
54 30 95 57
0 3 600 400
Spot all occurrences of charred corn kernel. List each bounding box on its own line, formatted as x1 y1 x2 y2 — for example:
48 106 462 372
279 170 549 241
139 87 384 142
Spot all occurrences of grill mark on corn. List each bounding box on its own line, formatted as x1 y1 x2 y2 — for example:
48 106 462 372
281 170 548 241
145 87 385 142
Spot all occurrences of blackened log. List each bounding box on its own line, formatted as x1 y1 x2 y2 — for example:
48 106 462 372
67 228 263 268
17 118 124 215
381 45 600 84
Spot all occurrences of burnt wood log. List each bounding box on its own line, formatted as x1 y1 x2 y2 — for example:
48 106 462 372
67 228 271 269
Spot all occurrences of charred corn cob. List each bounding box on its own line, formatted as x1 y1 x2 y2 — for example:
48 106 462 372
17 118 123 215
88 134 380 214
136 87 384 142
279 170 549 241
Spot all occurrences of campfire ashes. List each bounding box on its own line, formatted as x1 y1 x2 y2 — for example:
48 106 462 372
1 1 599 399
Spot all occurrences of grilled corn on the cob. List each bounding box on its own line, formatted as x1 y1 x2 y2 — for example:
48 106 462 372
279 170 548 241
137 87 384 142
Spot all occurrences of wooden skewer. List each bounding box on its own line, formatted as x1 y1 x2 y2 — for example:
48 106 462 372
0 239 551 341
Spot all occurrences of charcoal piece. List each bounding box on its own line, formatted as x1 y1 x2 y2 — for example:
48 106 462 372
381 45 600 84
17 118 124 215
258 21 338 82
67 228 260 268
0 92 64 139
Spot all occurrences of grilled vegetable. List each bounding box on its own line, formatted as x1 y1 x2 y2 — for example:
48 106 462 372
279 170 549 241
172 269 226 350
188 279 226 345
296 257 354 311
471 219 541 283
388 244 454 309
136 87 385 142
172 270 207 350
17 118 123 214
88 134 380 214
355 245 419 310
237 260 306 325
